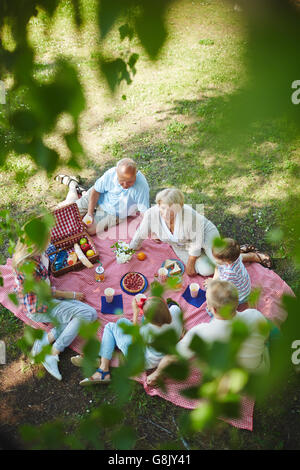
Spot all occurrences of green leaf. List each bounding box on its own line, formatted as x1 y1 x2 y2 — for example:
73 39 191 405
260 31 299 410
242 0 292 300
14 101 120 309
97 404 124 427
65 130 84 158
14 138 59 174
24 216 49 249
217 394 241 418
79 321 100 340
33 344 52 363
78 418 103 449
8 293 19 306
230 319 250 343
164 359 189 381
124 341 145 376
166 275 181 290
199 39 215 46
266 227 284 244
150 280 164 297
99 0 129 39
190 402 215 431
111 368 134 404
128 53 139 75
248 287 262 308
180 386 201 400
134 1 170 59
81 337 101 378
188 334 209 361
23 326 44 345
208 341 232 373
151 328 178 355
112 425 136 450
212 236 227 249
10 110 39 136
119 24 134 41
100 57 132 92
219 369 249 395
200 380 218 399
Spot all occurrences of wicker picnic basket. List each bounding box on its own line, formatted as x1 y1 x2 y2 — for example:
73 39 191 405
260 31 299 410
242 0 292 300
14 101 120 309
48 203 99 277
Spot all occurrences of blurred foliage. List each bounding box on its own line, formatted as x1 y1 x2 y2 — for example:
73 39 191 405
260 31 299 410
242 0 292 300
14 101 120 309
0 0 300 450
0 0 174 172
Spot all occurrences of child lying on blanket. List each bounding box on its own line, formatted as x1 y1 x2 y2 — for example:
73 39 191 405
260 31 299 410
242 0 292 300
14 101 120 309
147 280 270 387
204 238 251 305
71 296 183 385
12 224 97 381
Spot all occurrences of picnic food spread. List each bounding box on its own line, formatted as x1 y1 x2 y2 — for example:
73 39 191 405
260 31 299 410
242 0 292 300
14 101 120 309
121 272 146 294
162 259 184 276
169 262 181 275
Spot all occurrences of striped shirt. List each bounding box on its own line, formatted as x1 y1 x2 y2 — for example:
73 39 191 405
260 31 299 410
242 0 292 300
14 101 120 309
217 255 251 303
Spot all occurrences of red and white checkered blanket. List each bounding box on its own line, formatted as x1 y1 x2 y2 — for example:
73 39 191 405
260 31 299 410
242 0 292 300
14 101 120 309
0 216 293 431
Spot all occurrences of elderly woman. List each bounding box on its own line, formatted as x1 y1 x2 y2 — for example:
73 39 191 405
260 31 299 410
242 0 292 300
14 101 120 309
129 188 220 277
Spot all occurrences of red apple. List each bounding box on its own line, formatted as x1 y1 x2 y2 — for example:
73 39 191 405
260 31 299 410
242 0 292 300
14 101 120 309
81 243 91 253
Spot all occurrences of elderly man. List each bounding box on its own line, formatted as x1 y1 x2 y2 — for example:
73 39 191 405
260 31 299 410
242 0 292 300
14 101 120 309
56 158 149 235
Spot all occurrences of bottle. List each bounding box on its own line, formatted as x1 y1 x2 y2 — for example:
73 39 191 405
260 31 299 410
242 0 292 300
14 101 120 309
67 252 78 266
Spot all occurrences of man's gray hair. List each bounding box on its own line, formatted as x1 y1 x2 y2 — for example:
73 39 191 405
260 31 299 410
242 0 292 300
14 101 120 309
117 158 137 172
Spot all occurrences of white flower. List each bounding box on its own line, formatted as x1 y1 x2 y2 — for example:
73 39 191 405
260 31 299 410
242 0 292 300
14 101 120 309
111 240 135 263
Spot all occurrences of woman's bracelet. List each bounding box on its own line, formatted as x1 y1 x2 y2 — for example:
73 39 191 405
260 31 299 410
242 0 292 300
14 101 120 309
73 291 76 300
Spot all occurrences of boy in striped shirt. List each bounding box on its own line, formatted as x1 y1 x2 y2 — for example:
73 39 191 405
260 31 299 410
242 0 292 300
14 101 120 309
208 238 251 304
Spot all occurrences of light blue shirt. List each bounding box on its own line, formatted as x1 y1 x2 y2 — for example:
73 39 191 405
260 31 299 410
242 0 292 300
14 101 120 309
93 167 150 218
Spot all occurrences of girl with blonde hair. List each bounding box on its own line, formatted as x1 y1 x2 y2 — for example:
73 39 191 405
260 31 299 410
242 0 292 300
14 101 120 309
13 219 97 381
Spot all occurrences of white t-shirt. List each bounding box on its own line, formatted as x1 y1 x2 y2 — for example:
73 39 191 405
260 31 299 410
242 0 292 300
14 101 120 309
140 305 183 370
176 309 270 373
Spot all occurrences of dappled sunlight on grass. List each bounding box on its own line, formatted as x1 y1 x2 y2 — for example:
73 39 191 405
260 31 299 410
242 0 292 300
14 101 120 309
1 0 299 279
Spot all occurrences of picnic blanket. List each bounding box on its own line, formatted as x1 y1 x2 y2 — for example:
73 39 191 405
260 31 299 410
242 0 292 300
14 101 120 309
0 215 293 431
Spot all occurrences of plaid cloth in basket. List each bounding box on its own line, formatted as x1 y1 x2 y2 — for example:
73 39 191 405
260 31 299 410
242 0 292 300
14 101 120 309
51 203 83 243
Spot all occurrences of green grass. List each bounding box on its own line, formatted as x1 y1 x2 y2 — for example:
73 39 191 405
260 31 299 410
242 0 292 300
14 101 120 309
0 305 24 360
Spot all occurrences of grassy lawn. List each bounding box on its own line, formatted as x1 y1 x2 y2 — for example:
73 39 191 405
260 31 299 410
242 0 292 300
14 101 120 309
0 0 299 450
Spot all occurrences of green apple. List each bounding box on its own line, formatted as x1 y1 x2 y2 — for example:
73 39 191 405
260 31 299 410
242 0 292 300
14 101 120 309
79 237 87 245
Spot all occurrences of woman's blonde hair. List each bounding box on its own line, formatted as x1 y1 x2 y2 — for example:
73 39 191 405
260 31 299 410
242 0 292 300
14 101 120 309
12 238 43 271
143 296 172 327
12 217 51 270
155 188 184 207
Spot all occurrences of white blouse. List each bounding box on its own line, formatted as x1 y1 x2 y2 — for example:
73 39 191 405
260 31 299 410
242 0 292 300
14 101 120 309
130 204 217 257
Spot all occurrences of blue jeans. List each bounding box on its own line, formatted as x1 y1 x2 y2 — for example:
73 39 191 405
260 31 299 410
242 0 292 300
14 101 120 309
100 318 133 360
28 299 98 352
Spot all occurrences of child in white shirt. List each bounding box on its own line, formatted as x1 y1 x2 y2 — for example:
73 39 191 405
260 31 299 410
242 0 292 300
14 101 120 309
147 280 270 386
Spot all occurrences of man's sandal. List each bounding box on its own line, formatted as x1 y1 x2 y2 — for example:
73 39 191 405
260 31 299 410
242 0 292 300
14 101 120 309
54 174 79 185
54 174 87 194
79 368 111 386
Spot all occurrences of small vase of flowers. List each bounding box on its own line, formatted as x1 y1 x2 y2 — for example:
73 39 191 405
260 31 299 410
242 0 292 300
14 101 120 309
111 241 135 264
